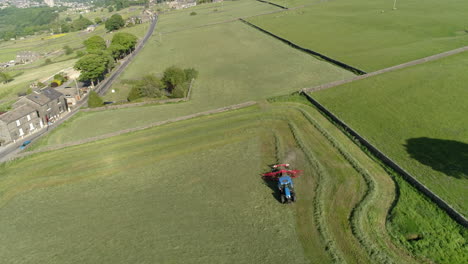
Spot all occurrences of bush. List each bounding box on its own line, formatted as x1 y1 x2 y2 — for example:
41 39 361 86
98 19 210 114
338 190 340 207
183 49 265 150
190 12 197 16
88 91 104 107
50 79 62 87
127 86 142 101
63 45 73 55
184 68 199 81
75 50 85 58
44 58 52 65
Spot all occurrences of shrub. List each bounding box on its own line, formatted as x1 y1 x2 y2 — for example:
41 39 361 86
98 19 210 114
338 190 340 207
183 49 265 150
88 91 104 107
50 79 62 87
190 12 197 16
184 68 199 81
75 50 85 58
63 45 73 55
44 58 52 65
127 86 142 101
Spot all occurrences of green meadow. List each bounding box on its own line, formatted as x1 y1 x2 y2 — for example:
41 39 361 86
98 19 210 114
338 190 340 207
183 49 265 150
312 51 468 216
247 0 468 71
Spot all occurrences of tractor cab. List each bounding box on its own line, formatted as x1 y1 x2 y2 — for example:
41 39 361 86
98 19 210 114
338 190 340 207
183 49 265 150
278 175 296 204
262 163 302 204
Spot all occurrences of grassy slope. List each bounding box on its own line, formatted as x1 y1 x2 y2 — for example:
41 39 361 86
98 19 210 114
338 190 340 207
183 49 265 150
247 0 468 71
0 103 385 263
266 0 318 8
34 18 352 148
2 101 464 263
312 51 468 216
155 0 280 33
0 7 147 62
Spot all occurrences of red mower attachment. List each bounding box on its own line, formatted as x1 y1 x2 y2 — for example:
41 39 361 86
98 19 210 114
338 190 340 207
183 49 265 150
262 164 303 180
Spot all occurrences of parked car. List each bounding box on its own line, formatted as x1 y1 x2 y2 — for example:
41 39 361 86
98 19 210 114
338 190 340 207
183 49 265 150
19 140 31 150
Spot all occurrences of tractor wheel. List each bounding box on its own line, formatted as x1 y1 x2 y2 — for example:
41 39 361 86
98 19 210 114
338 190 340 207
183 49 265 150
280 194 286 204
292 194 297 203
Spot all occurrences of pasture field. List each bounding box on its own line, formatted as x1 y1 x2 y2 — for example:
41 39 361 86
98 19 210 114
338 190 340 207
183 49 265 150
154 0 280 34
312 51 468 217
1 101 465 263
266 0 318 8
33 20 353 148
0 21 148 62
247 0 468 71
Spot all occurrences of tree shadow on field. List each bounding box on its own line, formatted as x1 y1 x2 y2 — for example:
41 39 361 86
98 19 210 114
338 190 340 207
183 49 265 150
405 137 468 179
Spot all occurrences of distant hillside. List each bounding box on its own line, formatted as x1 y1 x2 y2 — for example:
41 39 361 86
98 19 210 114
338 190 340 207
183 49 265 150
0 7 62 40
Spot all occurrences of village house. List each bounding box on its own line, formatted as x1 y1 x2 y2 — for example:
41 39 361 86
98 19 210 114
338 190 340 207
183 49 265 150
14 88 68 125
168 0 197 10
86 25 97 32
55 86 83 107
15 51 40 64
0 104 44 145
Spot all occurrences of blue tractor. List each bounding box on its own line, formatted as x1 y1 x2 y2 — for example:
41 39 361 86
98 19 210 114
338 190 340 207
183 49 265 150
278 175 297 204
263 164 301 204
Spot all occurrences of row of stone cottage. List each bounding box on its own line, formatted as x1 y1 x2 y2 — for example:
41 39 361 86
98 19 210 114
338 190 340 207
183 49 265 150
0 88 68 146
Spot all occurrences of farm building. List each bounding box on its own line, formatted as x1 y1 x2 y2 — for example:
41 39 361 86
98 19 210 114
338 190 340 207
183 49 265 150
15 51 40 64
168 0 197 9
14 88 68 125
0 104 44 145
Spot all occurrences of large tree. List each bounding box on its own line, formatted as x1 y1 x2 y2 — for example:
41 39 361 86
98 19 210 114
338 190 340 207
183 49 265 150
74 54 111 86
162 66 186 93
72 16 93 31
105 14 125 31
111 32 137 54
0 72 13 84
84 36 107 52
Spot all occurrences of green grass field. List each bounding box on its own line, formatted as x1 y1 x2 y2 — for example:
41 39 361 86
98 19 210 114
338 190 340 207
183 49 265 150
34 19 353 148
247 0 468 71
266 0 318 8
1 100 465 263
155 0 280 33
312 51 468 217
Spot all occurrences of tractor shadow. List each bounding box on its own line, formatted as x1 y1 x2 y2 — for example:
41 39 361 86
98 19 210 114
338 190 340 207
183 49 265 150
261 175 281 203
405 137 468 179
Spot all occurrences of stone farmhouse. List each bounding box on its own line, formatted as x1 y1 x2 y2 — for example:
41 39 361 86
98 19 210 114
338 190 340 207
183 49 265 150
0 104 43 145
15 51 40 64
168 0 197 9
14 88 68 125
0 88 68 145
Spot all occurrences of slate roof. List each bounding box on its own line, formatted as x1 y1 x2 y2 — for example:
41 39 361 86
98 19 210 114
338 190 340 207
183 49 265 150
0 104 36 123
26 88 62 106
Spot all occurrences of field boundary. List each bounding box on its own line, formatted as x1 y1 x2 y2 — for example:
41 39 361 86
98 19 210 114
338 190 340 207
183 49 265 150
302 46 468 93
239 19 366 75
9 101 257 161
82 79 195 112
256 0 287 9
301 92 468 227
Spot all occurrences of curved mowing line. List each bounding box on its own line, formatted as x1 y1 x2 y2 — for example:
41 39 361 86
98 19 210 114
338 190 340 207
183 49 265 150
296 108 398 263
287 121 345 263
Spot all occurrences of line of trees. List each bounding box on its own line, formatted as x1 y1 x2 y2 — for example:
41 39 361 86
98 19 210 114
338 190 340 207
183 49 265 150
74 33 138 86
127 66 199 101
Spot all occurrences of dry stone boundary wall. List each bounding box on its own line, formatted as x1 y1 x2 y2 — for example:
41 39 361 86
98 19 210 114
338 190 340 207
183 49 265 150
12 101 257 160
